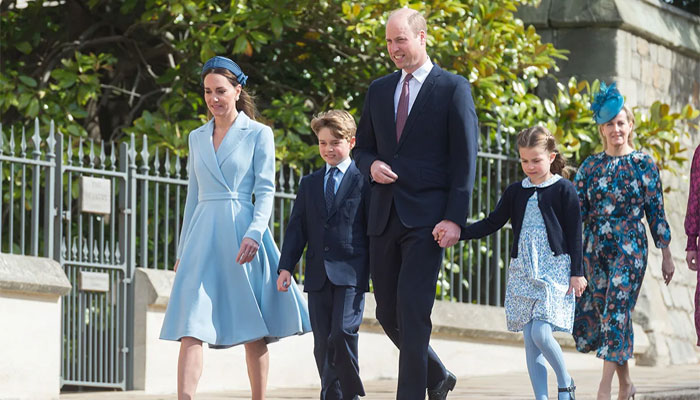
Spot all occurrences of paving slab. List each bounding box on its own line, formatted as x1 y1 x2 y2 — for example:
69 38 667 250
60 363 700 400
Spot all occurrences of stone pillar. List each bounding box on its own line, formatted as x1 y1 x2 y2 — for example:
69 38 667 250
0 253 71 400
132 267 320 394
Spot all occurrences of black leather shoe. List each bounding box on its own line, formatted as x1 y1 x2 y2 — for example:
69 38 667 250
427 371 456 400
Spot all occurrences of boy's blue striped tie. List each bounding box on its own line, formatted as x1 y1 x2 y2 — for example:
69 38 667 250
325 167 337 211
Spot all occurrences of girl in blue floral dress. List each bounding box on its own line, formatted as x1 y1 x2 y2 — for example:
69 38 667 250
455 126 587 400
573 83 675 400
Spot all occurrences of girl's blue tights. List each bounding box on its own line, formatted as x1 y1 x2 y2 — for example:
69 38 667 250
522 320 573 400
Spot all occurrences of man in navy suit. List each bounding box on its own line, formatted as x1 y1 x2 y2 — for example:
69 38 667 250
277 110 370 400
353 8 478 400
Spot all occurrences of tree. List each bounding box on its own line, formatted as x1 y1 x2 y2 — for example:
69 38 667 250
0 1 561 156
1 0 697 171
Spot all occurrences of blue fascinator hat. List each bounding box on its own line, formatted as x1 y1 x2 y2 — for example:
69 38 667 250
201 56 248 86
590 81 624 124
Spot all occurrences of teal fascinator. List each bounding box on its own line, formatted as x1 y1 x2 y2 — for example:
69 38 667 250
590 82 624 124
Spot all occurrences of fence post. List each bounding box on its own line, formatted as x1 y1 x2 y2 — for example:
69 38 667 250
43 122 56 258
139 136 149 271
119 140 134 390
492 122 503 306
30 119 41 255
50 129 63 261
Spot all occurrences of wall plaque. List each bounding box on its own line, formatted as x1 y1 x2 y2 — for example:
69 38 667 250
78 271 110 292
80 176 111 215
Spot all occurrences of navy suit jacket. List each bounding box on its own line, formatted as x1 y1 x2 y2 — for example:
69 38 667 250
278 161 370 292
353 64 478 235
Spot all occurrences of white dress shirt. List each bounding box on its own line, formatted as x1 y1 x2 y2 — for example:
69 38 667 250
393 58 434 118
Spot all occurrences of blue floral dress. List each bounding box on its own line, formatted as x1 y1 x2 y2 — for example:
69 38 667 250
573 151 670 364
505 174 575 333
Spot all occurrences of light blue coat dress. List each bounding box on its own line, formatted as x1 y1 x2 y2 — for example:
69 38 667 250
160 112 312 348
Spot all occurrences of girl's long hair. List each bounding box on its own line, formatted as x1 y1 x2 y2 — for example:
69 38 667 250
202 68 258 120
516 126 570 179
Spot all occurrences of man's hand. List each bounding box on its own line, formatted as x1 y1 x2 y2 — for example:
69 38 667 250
687 250 698 271
173 259 180 273
277 270 292 292
370 160 398 184
432 220 460 248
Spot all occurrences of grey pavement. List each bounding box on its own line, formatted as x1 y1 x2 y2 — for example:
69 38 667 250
60 363 700 400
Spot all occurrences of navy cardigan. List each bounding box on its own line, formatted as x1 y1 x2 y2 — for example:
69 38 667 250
460 178 583 276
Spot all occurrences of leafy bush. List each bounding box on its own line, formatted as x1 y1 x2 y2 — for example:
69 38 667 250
539 78 699 174
1 0 696 171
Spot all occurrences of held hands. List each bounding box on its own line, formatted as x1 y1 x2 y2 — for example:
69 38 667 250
431 220 461 248
276 270 292 292
236 237 259 265
687 250 698 271
370 160 398 184
567 276 587 297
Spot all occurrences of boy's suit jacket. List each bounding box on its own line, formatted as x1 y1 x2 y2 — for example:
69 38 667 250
278 160 370 292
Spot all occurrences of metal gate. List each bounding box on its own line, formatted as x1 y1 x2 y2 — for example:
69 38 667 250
55 135 131 389
0 121 133 389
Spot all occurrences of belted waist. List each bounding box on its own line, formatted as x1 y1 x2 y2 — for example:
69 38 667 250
199 192 251 202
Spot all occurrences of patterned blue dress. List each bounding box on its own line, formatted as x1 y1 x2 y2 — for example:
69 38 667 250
573 151 670 364
506 175 575 333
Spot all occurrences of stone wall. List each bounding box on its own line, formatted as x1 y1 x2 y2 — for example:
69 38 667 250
133 268 604 394
0 253 72 400
518 0 700 365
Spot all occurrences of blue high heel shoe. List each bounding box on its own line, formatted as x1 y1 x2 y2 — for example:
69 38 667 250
558 378 576 400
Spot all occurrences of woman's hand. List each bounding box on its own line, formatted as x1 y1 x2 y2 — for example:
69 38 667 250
567 276 588 297
173 259 180 272
661 247 675 285
687 250 698 271
277 270 292 292
236 237 260 265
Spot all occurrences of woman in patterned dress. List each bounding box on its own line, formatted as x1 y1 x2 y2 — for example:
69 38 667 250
455 126 587 399
572 83 676 400
685 144 700 345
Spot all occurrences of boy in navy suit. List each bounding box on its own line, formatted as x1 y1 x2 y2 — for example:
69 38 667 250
277 110 370 400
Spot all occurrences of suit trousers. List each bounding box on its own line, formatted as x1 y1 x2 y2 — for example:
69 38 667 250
370 204 448 400
308 278 366 399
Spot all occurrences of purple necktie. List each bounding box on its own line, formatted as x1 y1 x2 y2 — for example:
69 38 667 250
396 73 413 142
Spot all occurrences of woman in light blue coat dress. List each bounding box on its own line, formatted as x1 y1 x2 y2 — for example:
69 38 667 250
160 56 311 399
